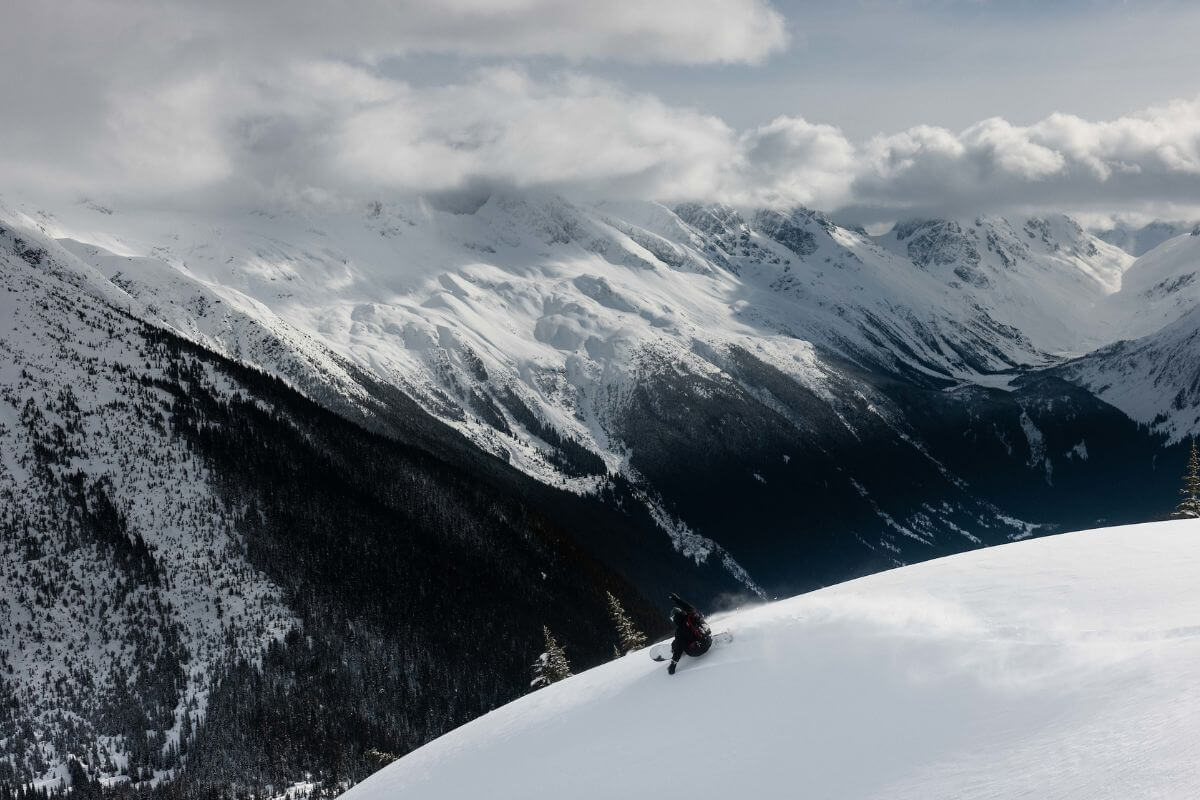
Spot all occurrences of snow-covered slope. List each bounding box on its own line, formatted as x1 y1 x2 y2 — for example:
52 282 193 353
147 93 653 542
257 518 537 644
6 190 1199 793
872 214 1130 357
1056 227 1200 439
1095 219 1198 256
1055 305 1200 442
343 520 1200 800
1108 225 1200 341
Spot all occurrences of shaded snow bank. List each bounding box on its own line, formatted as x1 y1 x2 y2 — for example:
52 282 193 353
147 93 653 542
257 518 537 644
342 520 1200 799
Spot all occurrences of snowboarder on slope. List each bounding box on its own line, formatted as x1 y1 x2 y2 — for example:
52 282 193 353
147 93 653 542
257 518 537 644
666 592 712 675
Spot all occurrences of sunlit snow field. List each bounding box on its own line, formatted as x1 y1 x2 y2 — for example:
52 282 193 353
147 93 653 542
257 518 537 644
343 520 1200 799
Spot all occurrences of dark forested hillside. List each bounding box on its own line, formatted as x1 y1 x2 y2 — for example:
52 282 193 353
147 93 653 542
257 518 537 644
0 228 694 799
613 346 1186 596
122 328 684 795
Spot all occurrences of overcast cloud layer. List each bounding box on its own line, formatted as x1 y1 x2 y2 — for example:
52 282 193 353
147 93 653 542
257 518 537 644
2 0 1198 224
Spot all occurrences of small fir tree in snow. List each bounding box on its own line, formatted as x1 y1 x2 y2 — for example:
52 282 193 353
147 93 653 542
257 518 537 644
606 591 647 655
366 747 399 765
530 626 572 690
1173 438 1200 519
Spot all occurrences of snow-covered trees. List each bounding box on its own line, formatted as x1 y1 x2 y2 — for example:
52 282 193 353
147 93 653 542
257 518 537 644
606 591 646 655
1173 439 1200 519
0 234 641 796
531 627 573 690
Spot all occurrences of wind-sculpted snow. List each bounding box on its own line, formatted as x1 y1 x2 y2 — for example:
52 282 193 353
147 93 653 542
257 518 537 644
342 520 1200 800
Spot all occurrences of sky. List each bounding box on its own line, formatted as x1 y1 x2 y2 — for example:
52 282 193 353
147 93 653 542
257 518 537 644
2 0 1199 225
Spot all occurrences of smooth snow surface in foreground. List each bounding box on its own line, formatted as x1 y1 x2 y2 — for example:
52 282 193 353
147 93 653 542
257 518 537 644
342 520 1200 799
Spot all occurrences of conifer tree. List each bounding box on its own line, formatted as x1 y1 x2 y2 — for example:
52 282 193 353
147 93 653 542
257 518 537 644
1173 438 1200 519
606 591 647 655
530 626 572 690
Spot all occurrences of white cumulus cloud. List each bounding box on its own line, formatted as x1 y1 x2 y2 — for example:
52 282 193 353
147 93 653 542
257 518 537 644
846 98 1200 221
1 2 1198 222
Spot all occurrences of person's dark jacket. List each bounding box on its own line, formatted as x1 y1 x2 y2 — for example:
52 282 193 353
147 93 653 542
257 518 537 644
669 594 712 663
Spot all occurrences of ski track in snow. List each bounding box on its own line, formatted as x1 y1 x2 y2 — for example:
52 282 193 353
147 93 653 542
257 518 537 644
341 520 1200 800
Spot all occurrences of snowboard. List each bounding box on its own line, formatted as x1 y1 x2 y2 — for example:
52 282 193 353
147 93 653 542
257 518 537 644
649 631 733 662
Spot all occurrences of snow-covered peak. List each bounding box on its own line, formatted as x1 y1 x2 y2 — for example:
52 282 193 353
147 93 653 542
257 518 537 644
1095 219 1198 256
876 214 1128 293
1057 298 1200 442
1054 227 1200 438
867 214 1131 357
1108 228 1200 341
341 520 1200 800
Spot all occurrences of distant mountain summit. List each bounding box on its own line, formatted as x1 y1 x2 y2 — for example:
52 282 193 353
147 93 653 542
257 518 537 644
1094 219 1199 256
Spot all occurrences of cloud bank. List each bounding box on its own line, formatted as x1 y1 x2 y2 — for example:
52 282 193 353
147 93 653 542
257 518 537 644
846 105 1200 222
2 1 1198 222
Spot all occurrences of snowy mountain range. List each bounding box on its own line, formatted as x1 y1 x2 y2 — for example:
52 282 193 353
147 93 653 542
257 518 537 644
3 190 1199 794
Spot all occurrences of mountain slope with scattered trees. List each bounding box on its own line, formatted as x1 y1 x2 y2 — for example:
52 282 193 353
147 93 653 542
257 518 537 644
0 221 676 796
